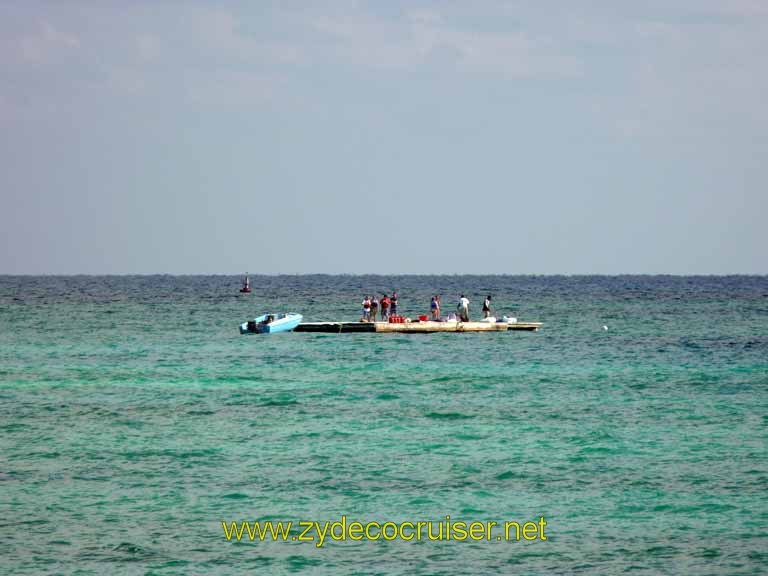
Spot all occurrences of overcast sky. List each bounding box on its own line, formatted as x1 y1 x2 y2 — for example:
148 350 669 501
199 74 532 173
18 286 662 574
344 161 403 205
1 0 766 274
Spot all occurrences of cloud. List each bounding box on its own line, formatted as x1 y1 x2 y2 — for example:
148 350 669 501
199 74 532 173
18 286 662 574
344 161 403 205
633 20 679 39
107 66 146 95
418 22 582 77
179 8 305 67
91 8 300 99
699 0 768 16
19 20 79 63
181 68 280 105
136 34 159 62
312 7 582 77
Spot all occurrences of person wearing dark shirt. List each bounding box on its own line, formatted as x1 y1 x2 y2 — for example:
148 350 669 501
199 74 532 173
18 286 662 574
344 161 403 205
482 295 492 319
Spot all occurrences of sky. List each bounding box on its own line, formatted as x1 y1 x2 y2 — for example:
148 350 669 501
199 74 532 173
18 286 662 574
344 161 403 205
1 0 766 274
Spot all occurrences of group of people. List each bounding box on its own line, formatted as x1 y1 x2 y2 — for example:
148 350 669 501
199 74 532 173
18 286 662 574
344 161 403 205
361 292 494 322
455 294 492 321
361 292 398 322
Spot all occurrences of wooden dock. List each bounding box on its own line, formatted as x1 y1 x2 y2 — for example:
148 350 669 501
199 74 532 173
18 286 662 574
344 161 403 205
294 321 542 333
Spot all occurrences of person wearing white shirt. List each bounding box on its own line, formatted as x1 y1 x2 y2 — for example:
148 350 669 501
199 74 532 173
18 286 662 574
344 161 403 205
361 296 371 322
457 294 470 322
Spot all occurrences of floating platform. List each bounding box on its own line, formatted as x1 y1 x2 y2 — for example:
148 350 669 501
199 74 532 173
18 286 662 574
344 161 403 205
294 321 542 333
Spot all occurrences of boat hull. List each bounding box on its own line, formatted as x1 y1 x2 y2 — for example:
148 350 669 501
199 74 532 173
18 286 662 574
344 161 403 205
240 313 303 334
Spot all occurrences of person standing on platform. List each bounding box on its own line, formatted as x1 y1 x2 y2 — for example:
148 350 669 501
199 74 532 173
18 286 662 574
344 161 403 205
482 295 492 318
361 296 371 322
457 294 470 322
371 295 379 322
391 291 399 317
430 295 440 320
380 294 390 321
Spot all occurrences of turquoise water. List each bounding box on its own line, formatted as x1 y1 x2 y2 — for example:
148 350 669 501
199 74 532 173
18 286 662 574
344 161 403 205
1 275 766 574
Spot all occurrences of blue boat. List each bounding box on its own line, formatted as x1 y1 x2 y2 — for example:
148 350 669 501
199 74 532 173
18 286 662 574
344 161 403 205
239 313 303 334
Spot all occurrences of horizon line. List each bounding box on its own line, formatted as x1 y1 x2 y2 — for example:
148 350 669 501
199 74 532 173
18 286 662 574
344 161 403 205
1 272 767 278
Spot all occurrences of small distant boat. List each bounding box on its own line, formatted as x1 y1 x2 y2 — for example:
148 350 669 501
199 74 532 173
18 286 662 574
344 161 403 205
239 313 302 334
239 274 251 293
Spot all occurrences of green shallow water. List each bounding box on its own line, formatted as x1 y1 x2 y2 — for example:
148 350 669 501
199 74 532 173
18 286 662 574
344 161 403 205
1 275 767 574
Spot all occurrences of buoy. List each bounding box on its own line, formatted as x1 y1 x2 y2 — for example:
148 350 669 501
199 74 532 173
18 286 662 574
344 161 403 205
603 325 608 331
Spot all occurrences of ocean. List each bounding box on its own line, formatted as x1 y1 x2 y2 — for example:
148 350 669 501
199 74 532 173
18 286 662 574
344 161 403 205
1 275 766 574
